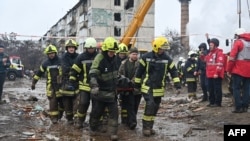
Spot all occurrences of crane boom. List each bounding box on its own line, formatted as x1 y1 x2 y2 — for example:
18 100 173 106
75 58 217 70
120 0 154 46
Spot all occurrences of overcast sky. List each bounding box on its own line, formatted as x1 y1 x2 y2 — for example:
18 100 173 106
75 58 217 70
1 0 250 52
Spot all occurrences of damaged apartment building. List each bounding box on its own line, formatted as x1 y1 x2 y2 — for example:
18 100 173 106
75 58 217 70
40 0 155 53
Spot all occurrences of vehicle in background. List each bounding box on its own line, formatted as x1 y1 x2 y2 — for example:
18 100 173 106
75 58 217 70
6 56 24 81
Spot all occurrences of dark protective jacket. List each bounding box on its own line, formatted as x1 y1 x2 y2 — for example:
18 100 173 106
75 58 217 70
118 58 139 93
33 55 62 97
59 52 79 96
177 60 183 76
197 49 208 73
89 51 118 102
0 53 11 73
114 55 127 70
134 51 181 97
184 58 198 82
69 51 98 92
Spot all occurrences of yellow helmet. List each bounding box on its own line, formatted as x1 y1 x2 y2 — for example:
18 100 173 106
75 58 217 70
101 37 119 51
44 44 57 54
65 39 78 49
117 43 128 54
152 36 170 53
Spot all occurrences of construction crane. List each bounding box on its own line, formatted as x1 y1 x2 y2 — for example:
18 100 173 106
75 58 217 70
120 0 154 50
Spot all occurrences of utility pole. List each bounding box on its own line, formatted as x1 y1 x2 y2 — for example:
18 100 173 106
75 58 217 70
237 0 241 28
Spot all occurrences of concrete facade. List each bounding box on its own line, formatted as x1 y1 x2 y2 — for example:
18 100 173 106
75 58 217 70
40 0 155 53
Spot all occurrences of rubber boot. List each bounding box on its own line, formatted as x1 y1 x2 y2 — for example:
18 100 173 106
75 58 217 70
66 114 74 125
143 128 151 137
110 135 118 141
51 116 58 124
75 118 84 129
151 129 156 135
188 93 197 100
58 111 64 120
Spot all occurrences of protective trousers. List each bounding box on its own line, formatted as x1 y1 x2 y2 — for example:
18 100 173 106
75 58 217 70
0 73 5 101
121 92 142 127
187 81 197 98
89 99 118 135
208 78 222 106
76 91 91 122
62 96 76 121
48 89 63 121
120 93 128 124
142 90 161 130
232 74 250 110
200 71 208 100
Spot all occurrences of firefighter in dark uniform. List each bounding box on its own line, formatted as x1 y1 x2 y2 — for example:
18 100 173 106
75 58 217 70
31 45 62 124
196 43 209 102
134 37 181 137
184 50 198 99
115 43 129 125
68 37 98 128
117 47 141 130
177 56 185 86
0 44 10 104
89 37 119 141
59 39 79 124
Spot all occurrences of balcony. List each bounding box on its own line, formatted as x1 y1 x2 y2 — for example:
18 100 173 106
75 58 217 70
79 21 88 30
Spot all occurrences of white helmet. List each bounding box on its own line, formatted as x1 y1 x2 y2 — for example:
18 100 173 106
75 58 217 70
235 28 246 35
181 59 186 67
188 50 197 58
179 56 184 62
84 37 97 48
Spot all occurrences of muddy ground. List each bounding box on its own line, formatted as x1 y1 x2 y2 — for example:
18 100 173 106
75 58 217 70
0 77 249 141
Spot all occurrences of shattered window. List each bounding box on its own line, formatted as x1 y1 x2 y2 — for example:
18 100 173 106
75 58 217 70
125 0 134 10
114 13 121 21
114 26 121 36
114 0 121 6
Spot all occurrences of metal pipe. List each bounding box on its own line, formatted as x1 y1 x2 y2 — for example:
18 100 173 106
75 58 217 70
237 0 241 28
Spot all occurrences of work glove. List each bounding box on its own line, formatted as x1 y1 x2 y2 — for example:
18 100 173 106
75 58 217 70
31 84 35 90
90 87 99 95
193 71 198 76
117 77 131 88
134 87 141 95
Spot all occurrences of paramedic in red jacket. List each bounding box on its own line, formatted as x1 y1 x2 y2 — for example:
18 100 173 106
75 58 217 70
227 28 250 113
205 38 224 107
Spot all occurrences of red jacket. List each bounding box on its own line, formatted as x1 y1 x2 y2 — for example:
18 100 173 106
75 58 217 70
227 33 250 77
205 48 225 78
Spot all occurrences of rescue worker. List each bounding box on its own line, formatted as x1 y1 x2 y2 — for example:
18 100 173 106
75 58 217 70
0 44 10 104
134 36 181 137
196 43 209 102
59 39 79 124
177 56 185 85
204 38 224 107
184 50 198 99
115 43 128 69
117 47 141 130
88 37 119 141
31 44 62 124
115 43 129 125
68 37 98 128
227 28 250 113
